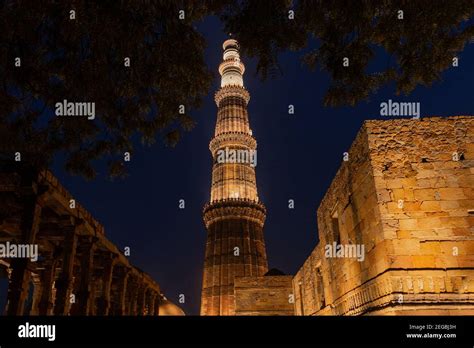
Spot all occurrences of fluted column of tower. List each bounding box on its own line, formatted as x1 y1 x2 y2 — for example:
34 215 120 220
200 39 268 316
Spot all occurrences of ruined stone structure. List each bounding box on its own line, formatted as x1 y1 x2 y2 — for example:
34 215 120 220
294 116 474 315
0 162 181 316
201 39 268 315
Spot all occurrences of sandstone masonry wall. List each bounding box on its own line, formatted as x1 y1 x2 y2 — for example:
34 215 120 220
294 116 474 316
234 275 294 315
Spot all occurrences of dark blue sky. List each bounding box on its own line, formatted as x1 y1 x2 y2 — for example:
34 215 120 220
50 16 474 315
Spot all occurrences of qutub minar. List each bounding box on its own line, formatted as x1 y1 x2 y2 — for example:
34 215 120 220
201 39 268 315
1 38 472 320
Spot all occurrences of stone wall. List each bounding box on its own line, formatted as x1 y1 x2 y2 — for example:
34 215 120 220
234 275 294 315
294 116 474 316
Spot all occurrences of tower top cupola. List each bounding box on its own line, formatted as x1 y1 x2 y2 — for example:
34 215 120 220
219 39 245 87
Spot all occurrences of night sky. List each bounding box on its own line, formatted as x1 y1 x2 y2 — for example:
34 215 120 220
47 16 474 315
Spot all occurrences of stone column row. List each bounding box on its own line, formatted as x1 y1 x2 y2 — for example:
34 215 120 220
2 183 162 316
120 274 161 316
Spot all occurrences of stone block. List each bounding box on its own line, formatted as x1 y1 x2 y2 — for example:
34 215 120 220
457 175 474 188
451 227 471 236
386 179 404 189
435 255 458 268
416 217 442 229
458 199 474 208
432 161 462 170
464 188 474 199
416 169 439 179
439 217 469 228
397 230 412 239
420 201 441 211
399 219 418 230
440 200 460 210
377 189 392 203
402 177 417 189
419 241 441 255
438 188 467 200
392 239 420 255
386 202 401 212
414 189 437 201
416 178 434 188
411 228 453 239
412 256 435 268
456 256 474 268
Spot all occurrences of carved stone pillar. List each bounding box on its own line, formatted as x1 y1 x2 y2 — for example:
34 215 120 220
136 283 147 316
2 267 12 315
7 187 43 315
96 253 117 315
115 266 130 315
155 295 161 316
74 236 97 315
148 292 157 316
54 218 79 315
89 280 97 315
128 276 139 315
29 273 42 315
38 257 58 315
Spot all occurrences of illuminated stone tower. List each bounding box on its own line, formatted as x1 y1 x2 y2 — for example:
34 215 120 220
201 39 268 315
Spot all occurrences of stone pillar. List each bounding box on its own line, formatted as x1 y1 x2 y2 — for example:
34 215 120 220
89 280 98 315
38 258 58 315
144 289 151 315
6 189 43 315
148 292 157 316
128 276 139 315
115 266 130 315
74 236 97 315
54 219 79 315
29 273 42 315
2 267 12 315
96 253 117 315
136 283 147 316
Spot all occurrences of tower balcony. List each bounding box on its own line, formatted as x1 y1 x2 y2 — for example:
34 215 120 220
209 132 257 155
219 59 245 76
214 85 250 106
203 198 266 229
223 38 239 51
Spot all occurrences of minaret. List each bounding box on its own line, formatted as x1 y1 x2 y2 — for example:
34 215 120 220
201 39 268 315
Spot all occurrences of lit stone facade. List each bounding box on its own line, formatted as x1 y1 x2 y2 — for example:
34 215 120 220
201 39 268 315
294 116 474 315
